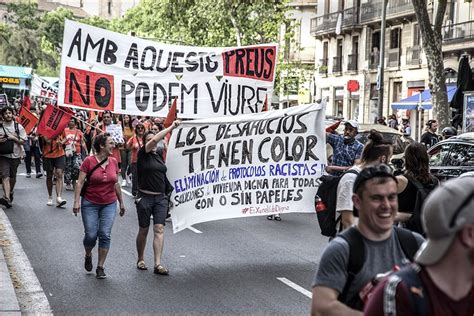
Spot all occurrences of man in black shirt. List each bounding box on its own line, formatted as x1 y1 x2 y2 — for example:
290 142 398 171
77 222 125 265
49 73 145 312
135 121 180 275
420 119 440 149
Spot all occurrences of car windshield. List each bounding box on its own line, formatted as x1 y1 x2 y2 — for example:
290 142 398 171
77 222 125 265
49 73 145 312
356 132 405 154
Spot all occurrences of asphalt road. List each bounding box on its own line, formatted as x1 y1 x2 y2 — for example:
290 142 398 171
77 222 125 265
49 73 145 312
5 170 329 315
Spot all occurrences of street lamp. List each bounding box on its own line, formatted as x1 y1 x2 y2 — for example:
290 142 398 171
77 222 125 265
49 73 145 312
377 0 388 120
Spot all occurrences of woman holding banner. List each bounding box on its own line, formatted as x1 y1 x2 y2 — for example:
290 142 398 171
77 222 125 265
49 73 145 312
64 118 86 191
126 121 145 197
135 120 179 274
73 132 125 279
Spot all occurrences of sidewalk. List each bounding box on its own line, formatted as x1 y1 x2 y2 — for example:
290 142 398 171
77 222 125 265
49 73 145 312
0 208 52 315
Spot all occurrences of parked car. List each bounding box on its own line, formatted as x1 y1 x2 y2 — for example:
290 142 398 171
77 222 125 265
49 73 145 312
327 123 413 162
428 132 474 181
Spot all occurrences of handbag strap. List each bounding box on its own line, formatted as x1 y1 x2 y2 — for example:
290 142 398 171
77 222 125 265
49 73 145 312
86 157 108 181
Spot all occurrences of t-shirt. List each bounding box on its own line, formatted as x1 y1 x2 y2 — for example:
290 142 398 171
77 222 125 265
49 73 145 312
364 266 474 316
80 156 119 205
123 126 134 142
420 132 439 149
336 166 362 213
312 228 424 306
64 128 83 154
127 136 143 163
137 147 168 193
0 121 27 159
42 133 66 159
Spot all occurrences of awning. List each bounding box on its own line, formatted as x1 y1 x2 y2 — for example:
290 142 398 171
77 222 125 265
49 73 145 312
391 85 457 110
0 65 32 79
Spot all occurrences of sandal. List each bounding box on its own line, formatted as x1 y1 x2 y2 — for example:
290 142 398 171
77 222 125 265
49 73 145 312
266 215 273 220
274 215 281 221
154 264 169 275
137 260 148 270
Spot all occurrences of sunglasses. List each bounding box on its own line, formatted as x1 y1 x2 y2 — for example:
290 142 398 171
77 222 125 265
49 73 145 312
352 164 396 194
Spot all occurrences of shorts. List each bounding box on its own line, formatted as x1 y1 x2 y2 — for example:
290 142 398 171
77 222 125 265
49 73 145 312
0 156 20 179
43 156 66 173
135 192 168 227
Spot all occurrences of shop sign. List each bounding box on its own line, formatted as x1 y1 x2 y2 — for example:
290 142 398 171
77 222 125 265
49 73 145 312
0 77 20 85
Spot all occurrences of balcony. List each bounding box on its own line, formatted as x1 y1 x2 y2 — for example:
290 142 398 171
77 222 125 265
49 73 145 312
347 54 358 72
360 0 414 24
287 47 316 64
332 56 342 74
406 46 421 66
443 21 474 42
342 7 359 29
388 48 400 67
310 11 339 36
319 58 328 75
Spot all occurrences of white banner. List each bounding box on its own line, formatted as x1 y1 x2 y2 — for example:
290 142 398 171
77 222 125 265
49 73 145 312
167 103 327 233
31 75 58 100
58 20 277 118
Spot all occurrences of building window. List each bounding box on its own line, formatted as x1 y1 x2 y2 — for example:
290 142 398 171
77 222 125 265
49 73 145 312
108 0 112 15
413 23 421 46
390 28 401 49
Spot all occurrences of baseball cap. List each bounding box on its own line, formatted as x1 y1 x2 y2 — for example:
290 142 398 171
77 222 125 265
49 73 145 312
344 120 359 130
415 177 474 265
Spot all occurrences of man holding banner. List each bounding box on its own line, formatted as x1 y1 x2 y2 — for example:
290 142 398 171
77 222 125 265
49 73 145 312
0 106 27 208
42 133 67 207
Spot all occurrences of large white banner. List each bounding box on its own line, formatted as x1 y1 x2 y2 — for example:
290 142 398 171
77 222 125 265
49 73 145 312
58 20 277 118
31 75 58 100
167 103 327 233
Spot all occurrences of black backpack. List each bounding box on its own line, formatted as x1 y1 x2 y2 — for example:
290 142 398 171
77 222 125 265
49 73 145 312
337 227 420 310
405 178 438 236
315 169 359 237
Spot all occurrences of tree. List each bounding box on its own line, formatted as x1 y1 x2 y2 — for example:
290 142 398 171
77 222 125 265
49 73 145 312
412 0 449 128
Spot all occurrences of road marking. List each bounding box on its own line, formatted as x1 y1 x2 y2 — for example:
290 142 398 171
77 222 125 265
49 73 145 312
187 226 202 234
121 189 134 197
0 209 52 313
277 277 312 299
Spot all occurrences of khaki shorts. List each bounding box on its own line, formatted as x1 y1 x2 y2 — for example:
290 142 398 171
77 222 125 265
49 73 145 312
0 156 21 179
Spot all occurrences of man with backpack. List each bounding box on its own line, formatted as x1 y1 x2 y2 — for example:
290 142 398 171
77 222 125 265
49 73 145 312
0 106 27 208
364 177 474 316
311 165 424 316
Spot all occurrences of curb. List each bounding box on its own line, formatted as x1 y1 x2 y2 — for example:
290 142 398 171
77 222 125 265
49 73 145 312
0 248 21 315
0 208 52 315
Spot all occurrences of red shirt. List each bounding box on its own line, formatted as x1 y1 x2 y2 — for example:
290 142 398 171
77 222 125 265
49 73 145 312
80 156 119 205
127 135 142 163
64 128 83 154
364 266 474 316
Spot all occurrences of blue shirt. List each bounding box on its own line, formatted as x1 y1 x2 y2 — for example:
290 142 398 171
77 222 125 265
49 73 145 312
327 133 363 168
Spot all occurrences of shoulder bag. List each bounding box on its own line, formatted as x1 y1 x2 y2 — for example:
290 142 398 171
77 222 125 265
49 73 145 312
80 157 108 197
0 123 19 155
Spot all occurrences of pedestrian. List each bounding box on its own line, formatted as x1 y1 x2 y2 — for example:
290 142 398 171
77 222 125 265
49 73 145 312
420 119 440 149
326 120 364 175
135 120 179 275
73 132 125 279
336 130 393 231
126 122 145 196
119 114 134 187
64 118 86 191
310 165 424 315
401 118 411 137
396 142 439 232
41 132 67 207
24 129 43 178
0 106 27 208
387 114 398 130
364 177 474 316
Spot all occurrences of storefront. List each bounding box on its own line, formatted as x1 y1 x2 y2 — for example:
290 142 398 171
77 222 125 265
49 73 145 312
0 65 32 104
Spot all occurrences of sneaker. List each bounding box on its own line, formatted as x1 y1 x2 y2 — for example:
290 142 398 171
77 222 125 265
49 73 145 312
56 197 67 208
0 197 12 209
26 173 31 178
96 266 106 279
47 197 53 206
84 255 93 272
65 184 74 191
121 179 127 187
36 173 43 179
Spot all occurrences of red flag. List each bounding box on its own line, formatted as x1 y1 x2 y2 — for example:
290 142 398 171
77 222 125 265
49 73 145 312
326 120 342 133
37 105 73 139
22 95 31 110
163 98 177 128
262 95 268 112
16 106 39 134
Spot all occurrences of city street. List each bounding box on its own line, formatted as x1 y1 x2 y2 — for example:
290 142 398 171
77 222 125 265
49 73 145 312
3 170 328 315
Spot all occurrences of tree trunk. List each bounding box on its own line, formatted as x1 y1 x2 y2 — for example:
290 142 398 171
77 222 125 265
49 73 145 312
412 0 449 128
225 0 242 46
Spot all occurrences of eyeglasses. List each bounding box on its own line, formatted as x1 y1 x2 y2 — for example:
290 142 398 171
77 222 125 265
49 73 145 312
352 164 396 194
